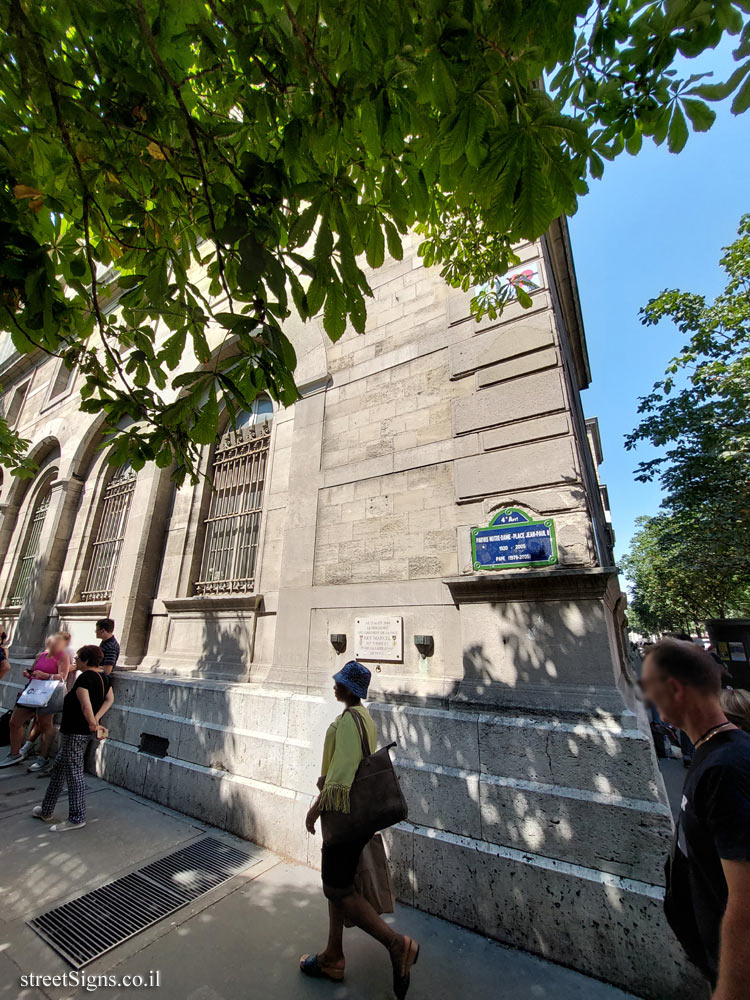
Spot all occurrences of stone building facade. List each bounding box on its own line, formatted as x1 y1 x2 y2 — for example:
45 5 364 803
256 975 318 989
0 221 701 998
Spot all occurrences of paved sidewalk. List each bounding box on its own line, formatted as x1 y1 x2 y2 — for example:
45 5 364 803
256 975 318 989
659 756 688 820
0 764 638 1000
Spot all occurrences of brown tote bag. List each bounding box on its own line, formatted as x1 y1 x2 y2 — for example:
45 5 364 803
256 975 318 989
320 708 408 847
343 833 395 926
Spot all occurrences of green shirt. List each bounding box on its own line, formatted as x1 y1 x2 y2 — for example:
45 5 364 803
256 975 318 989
319 705 377 813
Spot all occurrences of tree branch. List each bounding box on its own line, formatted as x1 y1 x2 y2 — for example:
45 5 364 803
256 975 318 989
135 0 235 313
11 0 139 398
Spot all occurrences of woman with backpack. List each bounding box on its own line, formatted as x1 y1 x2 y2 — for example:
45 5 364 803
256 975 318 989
299 660 419 999
32 644 113 832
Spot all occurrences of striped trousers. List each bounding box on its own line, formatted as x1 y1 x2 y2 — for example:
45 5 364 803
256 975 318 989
41 733 91 823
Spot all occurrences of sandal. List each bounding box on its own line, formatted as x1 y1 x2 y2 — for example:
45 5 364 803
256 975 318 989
299 953 345 982
391 935 420 1000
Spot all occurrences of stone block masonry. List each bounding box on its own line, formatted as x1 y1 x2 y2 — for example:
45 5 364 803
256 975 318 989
0 219 683 999
0 663 702 1000
314 464 457 585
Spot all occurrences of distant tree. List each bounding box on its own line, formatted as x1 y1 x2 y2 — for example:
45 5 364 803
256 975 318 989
622 427 750 634
622 517 692 636
626 213 750 480
624 213 750 632
2 1 749 482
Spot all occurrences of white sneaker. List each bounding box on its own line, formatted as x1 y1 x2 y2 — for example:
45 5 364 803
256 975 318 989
0 752 24 768
32 806 55 822
49 820 86 832
28 758 49 772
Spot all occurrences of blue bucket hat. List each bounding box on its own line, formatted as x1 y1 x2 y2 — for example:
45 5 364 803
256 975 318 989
333 660 371 700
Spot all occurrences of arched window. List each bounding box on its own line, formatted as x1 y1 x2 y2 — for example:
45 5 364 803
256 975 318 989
81 463 137 601
195 398 273 595
10 485 52 606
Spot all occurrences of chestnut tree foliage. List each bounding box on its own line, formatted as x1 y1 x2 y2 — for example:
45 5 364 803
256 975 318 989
627 213 750 477
623 216 750 634
1 0 749 482
622 445 750 636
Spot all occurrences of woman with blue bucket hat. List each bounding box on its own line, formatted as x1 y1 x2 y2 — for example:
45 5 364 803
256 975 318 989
300 660 419 997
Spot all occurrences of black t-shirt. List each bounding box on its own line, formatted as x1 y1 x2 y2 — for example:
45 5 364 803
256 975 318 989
677 728 750 982
61 670 112 735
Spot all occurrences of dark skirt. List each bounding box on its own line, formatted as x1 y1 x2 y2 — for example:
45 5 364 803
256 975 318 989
321 833 371 892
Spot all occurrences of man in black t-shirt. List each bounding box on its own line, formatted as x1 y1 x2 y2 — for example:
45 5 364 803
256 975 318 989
641 639 750 998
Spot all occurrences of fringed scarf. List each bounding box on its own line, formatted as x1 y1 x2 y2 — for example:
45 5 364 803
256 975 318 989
318 705 377 813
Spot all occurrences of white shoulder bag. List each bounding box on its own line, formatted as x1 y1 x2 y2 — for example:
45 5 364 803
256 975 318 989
17 678 66 712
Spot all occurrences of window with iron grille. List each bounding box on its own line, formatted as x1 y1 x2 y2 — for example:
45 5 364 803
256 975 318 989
195 399 273 596
81 464 137 601
10 486 52 606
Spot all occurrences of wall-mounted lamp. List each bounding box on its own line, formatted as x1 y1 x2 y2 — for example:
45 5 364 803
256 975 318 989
330 634 347 654
414 635 434 657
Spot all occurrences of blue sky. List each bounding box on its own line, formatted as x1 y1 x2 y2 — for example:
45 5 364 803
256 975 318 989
568 41 749 567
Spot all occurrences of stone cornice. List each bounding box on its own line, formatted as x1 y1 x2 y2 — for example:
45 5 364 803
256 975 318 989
0 346 44 385
543 217 591 391
163 594 263 615
49 476 85 495
56 600 111 617
443 566 618 604
298 373 331 397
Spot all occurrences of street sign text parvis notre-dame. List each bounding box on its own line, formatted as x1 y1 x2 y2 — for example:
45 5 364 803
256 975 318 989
471 508 557 571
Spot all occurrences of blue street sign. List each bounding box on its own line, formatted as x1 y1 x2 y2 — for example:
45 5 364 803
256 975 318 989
471 508 557 571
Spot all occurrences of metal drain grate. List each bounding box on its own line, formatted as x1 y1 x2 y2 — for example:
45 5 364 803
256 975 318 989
28 836 260 968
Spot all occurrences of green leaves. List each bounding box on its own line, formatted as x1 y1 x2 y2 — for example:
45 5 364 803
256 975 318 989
667 104 689 153
423 54 457 113
191 385 219 445
629 212 750 468
237 234 265 292
160 330 187 370
513 149 555 239
0 0 747 483
365 217 385 269
657 93 717 155
384 220 403 261
622 496 750 634
440 112 469 166
732 70 750 113
323 280 347 341
288 203 319 249
359 101 381 158
682 98 716 132
690 60 750 109
625 213 750 629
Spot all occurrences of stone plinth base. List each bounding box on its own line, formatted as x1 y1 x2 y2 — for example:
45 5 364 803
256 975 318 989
384 822 706 1000
0 664 706 999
